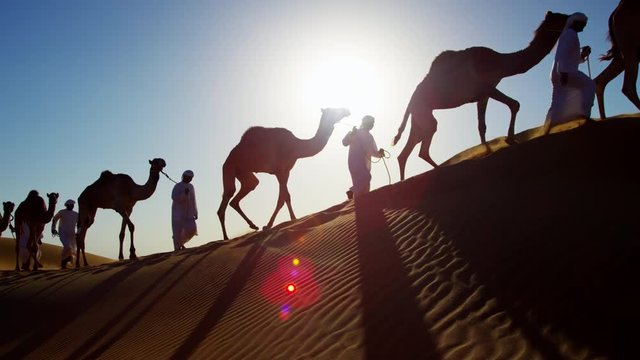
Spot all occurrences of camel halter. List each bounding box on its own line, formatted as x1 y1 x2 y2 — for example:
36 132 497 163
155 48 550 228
161 170 179 184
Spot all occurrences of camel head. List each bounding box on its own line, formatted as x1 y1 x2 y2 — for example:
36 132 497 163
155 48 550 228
320 107 351 126
149 158 167 173
540 11 569 33
47 193 59 205
2 201 15 215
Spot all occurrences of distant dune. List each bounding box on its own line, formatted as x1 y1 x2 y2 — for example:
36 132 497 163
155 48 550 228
0 237 114 271
1 115 639 359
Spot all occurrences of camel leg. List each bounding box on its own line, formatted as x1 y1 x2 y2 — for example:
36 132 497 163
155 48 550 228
397 121 424 181
229 172 260 232
265 172 291 230
117 211 136 260
217 188 234 241
487 88 519 144
594 58 624 119
621 57 640 112
477 97 489 144
280 172 296 221
14 230 20 271
75 225 90 267
417 112 439 169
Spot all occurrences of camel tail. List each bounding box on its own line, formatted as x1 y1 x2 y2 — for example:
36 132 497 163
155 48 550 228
600 9 618 62
392 103 412 146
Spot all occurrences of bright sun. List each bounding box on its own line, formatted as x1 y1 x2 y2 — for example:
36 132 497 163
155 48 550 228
303 55 384 115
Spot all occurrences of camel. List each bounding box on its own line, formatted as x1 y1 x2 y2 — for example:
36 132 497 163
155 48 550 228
14 191 59 271
0 201 15 235
217 108 351 240
594 0 640 119
393 11 569 180
76 158 167 266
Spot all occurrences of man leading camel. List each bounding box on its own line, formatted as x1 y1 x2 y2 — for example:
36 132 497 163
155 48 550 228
342 115 385 199
51 199 79 269
171 170 198 251
546 12 595 126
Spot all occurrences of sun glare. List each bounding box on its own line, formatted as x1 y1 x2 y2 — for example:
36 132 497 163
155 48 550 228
303 55 384 114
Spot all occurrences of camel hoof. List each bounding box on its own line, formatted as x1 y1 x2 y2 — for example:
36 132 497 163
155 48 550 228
248 223 259 230
505 137 518 145
262 225 271 232
130 254 138 260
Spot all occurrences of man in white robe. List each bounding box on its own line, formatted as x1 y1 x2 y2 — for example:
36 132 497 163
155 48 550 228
51 199 79 268
342 115 384 199
172 170 198 251
546 12 595 126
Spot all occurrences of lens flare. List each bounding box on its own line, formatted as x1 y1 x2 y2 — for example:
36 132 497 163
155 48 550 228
286 283 297 294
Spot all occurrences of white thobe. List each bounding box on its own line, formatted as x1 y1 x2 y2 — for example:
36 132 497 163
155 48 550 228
343 129 381 196
546 28 595 125
52 209 78 261
171 182 198 250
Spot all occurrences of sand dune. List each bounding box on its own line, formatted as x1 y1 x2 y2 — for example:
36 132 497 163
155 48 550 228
1 116 639 359
0 237 114 271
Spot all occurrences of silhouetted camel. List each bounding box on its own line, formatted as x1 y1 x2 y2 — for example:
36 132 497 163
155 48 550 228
76 158 167 266
14 191 58 271
594 0 640 119
393 11 569 180
0 201 15 235
218 108 351 240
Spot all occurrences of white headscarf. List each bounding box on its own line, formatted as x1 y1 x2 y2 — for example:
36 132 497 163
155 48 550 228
566 12 588 29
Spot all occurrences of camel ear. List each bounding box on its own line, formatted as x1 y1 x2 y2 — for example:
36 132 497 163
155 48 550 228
545 10 551 17
321 108 326 113
149 160 152 165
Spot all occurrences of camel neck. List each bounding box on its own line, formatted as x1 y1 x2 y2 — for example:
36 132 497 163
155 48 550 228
294 120 335 159
133 170 160 201
503 28 562 76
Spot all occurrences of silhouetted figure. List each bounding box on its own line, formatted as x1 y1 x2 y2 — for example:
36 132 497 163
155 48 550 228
14 190 59 271
217 108 351 240
172 170 198 251
342 115 384 199
393 11 569 180
0 201 15 235
545 12 595 127
76 158 167 267
51 199 79 269
595 0 640 119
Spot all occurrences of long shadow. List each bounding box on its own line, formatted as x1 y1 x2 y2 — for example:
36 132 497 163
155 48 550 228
71 242 223 359
354 194 441 360
412 119 640 358
170 240 266 359
0 260 147 358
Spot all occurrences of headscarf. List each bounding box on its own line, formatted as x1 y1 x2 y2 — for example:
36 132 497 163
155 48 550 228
566 12 588 29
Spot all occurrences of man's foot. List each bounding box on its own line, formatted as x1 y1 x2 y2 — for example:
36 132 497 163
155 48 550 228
346 190 353 200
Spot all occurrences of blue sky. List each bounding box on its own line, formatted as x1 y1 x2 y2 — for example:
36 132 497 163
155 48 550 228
1 1 635 259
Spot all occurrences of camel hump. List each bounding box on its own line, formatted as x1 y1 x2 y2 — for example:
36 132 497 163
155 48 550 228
241 126 291 144
99 170 115 180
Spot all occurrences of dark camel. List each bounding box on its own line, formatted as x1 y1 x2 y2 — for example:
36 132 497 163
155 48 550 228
76 158 166 266
594 0 640 119
393 11 569 180
218 108 351 240
14 191 59 271
0 201 15 235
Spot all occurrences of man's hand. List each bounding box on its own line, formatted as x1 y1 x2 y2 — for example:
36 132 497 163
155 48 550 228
581 45 591 59
52 229 58 236
560 72 568 86
378 148 386 157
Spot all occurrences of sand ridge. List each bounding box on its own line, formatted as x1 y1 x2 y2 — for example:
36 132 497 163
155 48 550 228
1 116 639 359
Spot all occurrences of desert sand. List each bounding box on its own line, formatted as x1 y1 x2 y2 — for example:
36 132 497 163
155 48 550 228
1 116 639 359
0 237 114 271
